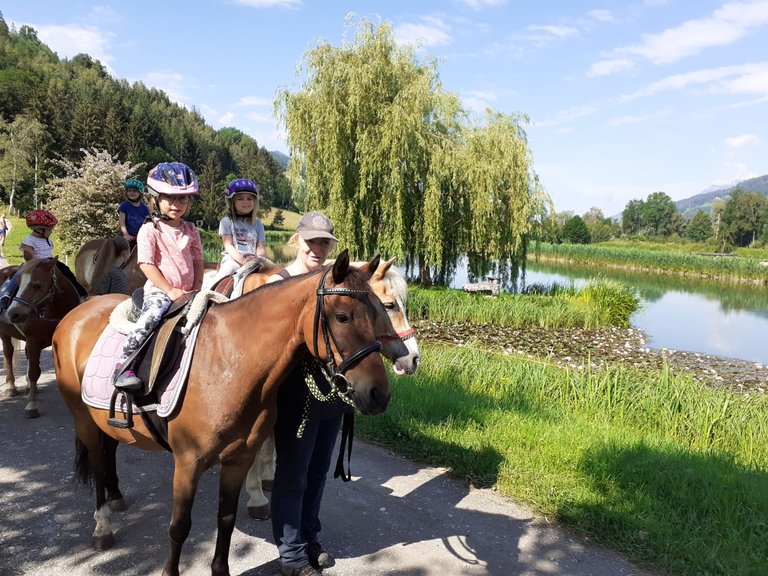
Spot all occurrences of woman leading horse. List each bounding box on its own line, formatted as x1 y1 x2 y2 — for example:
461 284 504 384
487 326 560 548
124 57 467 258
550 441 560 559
52 251 399 576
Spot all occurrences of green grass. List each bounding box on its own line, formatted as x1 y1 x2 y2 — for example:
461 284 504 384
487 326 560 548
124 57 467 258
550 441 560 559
360 344 768 576
408 281 639 328
532 241 768 283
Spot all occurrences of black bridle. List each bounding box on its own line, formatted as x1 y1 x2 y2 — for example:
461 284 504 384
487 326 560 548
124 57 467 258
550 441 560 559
11 262 64 322
312 266 382 396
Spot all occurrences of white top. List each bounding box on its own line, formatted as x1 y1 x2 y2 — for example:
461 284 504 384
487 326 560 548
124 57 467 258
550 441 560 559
20 234 54 259
218 216 265 257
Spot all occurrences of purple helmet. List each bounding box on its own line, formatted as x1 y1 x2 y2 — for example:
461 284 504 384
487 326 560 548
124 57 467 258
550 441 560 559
147 162 199 197
225 178 260 199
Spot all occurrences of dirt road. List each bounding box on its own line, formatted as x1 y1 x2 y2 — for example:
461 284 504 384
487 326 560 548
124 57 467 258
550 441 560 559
0 348 651 576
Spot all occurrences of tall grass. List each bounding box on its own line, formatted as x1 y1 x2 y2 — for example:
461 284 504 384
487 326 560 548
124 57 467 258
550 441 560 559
533 241 768 282
409 281 639 328
360 344 768 575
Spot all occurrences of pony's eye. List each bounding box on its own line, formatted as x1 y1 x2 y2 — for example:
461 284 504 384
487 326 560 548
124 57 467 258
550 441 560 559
383 302 397 311
334 312 350 324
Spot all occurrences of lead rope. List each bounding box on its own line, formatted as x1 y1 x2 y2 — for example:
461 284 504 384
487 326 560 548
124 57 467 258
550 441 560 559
296 357 354 438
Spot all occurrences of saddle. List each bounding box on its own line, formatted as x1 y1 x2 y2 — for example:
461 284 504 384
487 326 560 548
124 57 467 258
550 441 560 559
108 289 197 429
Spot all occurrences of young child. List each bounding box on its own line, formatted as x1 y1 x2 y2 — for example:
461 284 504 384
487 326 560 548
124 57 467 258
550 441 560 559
0 213 10 258
113 162 204 390
118 178 150 246
208 178 266 287
19 209 86 296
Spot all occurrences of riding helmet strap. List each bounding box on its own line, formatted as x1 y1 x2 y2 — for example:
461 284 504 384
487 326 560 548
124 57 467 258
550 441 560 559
333 412 355 482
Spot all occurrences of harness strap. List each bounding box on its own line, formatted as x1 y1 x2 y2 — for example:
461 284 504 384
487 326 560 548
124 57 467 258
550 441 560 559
333 412 355 482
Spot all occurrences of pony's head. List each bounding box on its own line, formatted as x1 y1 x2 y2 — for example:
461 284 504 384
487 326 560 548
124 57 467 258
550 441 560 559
367 257 420 375
5 258 66 325
305 250 391 415
75 238 131 294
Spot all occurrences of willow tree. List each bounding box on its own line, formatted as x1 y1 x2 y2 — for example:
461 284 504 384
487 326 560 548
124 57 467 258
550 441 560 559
276 18 547 283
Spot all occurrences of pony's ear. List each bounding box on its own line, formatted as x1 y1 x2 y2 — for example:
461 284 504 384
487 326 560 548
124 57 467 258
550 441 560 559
332 249 350 284
372 257 395 281
359 252 381 277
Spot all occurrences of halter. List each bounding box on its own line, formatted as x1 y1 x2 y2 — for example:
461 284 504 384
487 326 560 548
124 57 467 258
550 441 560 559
11 262 62 322
312 266 383 398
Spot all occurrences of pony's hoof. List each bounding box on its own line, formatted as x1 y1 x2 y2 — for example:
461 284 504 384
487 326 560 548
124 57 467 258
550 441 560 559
91 533 114 551
107 497 128 512
24 408 40 419
261 478 274 491
247 504 270 520
3 387 19 398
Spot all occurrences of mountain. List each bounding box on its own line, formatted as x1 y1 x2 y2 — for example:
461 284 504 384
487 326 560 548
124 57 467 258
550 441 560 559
269 150 289 170
675 174 768 218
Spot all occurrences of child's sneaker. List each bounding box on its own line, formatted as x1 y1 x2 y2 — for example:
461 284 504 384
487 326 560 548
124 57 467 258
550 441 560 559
113 364 142 391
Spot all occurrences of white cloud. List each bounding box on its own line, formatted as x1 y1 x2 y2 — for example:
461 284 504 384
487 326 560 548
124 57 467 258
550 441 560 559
588 10 614 23
607 108 675 125
394 18 452 47
246 112 274 122
536 105 598 127
26 23 114 69
230 0 302 7
218 112 235 125
587 58 634 77
235 96 272 107
725 133 762 148
460 0 507 9
527 24 579 39
144 71 190 106
621 1 768 64
620 62 768 101
461 90 498 113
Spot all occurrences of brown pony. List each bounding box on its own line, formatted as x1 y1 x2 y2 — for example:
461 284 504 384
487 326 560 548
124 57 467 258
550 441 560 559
1 258 82 417
74 237 144 295
52 252 399 576
240 257 421 517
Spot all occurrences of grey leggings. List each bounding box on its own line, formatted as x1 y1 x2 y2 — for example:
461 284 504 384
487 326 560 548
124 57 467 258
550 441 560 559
119 290 171 363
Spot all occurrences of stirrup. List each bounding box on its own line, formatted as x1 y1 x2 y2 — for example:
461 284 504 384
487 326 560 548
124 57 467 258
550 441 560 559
107 388 134 429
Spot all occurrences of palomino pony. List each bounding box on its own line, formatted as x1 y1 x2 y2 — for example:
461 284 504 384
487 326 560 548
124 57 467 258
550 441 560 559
52 252 403 576
1 258 83 417
75 237 144 295
240 257 421 518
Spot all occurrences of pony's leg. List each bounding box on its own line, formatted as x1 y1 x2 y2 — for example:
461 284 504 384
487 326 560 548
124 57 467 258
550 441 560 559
103 435 127 512
244 446 270 520
211 453 254 576
260 433 276 491
23 341 42 418
162 456 205 576
74 431 115 550
1 334 18 397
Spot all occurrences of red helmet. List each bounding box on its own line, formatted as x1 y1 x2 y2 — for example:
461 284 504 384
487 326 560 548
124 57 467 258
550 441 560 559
25 209 58 228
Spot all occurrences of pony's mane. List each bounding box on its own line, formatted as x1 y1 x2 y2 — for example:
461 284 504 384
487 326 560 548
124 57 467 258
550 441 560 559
351 261 408 305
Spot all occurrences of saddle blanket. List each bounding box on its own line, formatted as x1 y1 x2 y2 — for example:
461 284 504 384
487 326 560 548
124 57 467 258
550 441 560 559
82 322 200 417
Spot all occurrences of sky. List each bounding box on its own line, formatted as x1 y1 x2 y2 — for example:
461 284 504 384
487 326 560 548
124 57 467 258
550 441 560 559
5 0 768 217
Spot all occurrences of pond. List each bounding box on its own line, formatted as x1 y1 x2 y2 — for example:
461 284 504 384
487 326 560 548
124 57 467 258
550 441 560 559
446 256 768 364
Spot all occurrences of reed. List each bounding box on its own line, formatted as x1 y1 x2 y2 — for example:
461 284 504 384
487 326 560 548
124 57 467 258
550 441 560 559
360 343 768 576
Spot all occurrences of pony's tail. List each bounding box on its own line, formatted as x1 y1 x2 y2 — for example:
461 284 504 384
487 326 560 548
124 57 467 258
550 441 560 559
74 436 93 488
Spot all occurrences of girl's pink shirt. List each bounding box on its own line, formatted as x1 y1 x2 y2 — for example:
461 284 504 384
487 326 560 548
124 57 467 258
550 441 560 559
136 220 203 292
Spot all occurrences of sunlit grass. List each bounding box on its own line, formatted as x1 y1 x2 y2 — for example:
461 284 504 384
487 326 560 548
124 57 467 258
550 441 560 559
409 281 639 328
360 344 768 576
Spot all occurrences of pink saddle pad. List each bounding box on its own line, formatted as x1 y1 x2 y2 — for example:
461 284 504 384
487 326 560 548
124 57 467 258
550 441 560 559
82 322 200 417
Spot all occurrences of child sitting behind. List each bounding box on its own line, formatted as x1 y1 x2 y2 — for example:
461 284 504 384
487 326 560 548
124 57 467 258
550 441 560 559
118 178 150 246
209 178 266 288
18 209 87 298
113 162 204 390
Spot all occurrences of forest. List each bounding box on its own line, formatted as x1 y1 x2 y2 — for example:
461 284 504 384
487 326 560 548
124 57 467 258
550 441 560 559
0 13 292 229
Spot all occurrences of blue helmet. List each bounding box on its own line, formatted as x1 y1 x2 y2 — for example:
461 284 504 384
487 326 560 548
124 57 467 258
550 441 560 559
147 162 199 197
225 178 260 199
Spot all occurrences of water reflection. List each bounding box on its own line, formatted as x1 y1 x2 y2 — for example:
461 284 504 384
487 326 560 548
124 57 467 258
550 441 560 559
411 253 768 364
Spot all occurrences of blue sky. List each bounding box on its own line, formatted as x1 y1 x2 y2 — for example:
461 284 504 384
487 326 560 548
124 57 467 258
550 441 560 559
5 0 768 217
